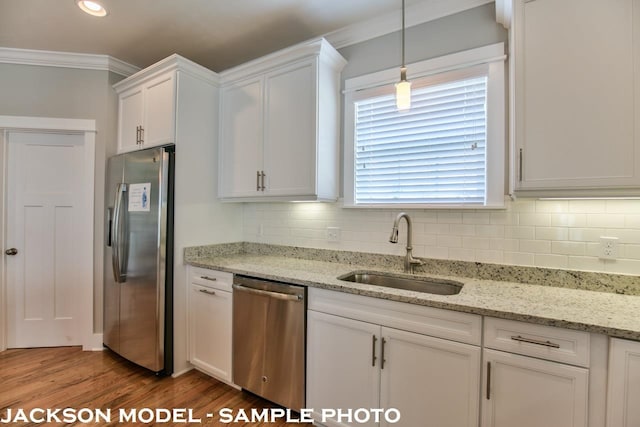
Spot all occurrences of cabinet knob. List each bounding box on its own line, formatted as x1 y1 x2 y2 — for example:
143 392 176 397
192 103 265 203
5 248 18 256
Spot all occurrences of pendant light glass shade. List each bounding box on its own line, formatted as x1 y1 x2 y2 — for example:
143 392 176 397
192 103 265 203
396 67 411 110
395 0 410 111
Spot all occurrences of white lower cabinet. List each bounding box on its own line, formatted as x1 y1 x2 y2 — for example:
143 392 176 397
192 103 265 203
606 338 640 427
481 349 588 427
187 267 233 382
379 327 480 427
307 288 481 427
307 311 380 427
481 318 591 427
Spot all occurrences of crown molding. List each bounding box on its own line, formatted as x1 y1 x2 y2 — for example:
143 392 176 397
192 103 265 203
494 0 512 29
113 54 220 93
219 38 345 83
324 0 494 49
0 47 140 77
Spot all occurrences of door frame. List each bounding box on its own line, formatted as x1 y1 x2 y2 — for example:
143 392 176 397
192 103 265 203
0 116 96 352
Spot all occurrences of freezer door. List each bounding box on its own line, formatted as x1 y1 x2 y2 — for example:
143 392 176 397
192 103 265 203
103 154 125 353
118 147 168 372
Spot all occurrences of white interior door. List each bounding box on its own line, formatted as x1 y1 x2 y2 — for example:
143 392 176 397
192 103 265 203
6 131 86 348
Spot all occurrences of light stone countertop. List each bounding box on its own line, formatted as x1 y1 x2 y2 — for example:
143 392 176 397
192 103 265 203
186 251 640 341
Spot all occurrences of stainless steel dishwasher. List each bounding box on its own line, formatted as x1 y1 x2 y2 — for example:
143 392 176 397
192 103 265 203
232 275 306 410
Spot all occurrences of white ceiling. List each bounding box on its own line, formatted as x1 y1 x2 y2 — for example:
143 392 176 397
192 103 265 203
0 0 489 72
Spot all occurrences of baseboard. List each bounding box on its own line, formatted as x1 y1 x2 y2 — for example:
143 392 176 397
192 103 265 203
171 365 194 378
192 366 241 389
83 333 105 351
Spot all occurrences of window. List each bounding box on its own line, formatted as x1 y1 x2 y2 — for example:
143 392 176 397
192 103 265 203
344 43 506 208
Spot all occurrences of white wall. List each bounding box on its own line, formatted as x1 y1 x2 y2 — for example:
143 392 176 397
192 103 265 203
0 63 123 333
242 5 640 277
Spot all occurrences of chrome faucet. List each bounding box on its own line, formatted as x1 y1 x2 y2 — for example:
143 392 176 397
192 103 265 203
389 212 424 274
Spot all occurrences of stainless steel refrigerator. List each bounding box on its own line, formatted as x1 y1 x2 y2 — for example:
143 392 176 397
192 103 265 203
104 145 174 374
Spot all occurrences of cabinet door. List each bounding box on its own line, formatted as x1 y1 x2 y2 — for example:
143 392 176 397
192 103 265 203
263 59 317 196
482 349 588 427
219 77 264 198
143 71 176 148
118 87 144 153
380 327 480 427
307 310 380 427
188 284 232 382
514 0 639 193
607 338 640 427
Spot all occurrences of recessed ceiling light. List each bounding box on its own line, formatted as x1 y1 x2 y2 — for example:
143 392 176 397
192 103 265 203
76 0 108 17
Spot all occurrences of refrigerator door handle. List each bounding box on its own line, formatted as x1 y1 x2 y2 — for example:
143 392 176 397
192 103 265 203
111 183 127 283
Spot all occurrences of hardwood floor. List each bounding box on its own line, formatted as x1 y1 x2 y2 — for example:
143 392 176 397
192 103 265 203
0 347 312 426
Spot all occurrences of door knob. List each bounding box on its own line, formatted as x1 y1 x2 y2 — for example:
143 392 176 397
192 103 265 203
5 248 18 256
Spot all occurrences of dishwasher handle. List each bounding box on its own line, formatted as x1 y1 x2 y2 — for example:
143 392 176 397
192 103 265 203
232 284 303 302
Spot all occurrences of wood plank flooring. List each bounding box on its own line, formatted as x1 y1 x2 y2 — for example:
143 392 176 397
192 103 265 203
0 347 312 426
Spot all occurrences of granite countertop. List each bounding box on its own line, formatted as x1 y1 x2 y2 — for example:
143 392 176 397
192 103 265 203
185 243 640 341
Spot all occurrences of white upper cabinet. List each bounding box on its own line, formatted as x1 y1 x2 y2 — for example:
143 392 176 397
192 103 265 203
116 69 176 153
500 0 640 196
263 59 317 197
118 86 144 152
143 73 176 147
218 76 264 198
218 38 346 201
114 55 219 154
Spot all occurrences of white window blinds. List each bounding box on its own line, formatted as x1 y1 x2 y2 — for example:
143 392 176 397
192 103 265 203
354 76 488 205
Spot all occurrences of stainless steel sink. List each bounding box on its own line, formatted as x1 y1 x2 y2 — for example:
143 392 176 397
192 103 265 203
337 271 463 295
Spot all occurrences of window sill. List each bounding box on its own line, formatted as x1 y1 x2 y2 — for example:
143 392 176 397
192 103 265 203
341 200 507 210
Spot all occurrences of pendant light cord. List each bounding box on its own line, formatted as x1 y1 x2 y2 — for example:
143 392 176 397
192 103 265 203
402 0 406 69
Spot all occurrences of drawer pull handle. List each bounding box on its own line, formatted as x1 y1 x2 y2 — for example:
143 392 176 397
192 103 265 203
510 335 560 349
200 276 217 282
199 289 216 296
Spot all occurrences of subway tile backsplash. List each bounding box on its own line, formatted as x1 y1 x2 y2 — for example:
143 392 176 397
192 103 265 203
242 199 640 275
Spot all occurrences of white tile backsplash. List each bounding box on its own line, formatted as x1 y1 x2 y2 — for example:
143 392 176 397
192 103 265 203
551 241 586 256
242 199 640 275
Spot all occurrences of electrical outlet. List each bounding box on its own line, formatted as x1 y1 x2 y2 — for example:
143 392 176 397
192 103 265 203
599 236 619 260
327 227 341 243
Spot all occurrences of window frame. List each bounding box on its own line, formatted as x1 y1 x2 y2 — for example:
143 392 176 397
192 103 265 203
343 43 507 209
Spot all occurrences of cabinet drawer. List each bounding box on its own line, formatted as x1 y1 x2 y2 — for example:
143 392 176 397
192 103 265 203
484 317 590 367
189 266 233 292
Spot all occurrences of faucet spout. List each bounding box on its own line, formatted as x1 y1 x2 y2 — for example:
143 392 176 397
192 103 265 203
389 226 399 243
389 212 423 273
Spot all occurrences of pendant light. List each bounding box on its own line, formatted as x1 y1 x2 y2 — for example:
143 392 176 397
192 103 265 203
395 0 411 110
